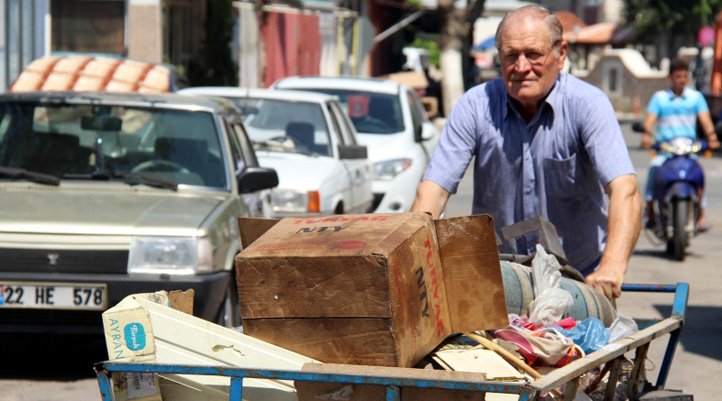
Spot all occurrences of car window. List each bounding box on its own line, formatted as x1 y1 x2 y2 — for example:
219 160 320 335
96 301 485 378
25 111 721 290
224 118 246 174
407 90 424 137
0 102 227 188
325 103 346 147
286 88 405 135
330 101 357 145
233 97 332 156
408 91 425 122
232 123 259 167
409 90 428 120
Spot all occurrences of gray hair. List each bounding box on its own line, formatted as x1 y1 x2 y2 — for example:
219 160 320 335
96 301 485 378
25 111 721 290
494 5 563 51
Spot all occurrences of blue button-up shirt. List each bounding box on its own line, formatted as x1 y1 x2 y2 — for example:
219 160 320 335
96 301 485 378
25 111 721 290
424 73 635 273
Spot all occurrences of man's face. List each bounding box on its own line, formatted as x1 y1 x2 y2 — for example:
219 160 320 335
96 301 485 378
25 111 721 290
498 18 566 108
669 69 689 93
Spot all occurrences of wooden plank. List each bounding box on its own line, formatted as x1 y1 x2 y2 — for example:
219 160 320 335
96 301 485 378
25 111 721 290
603 358 623 401
627 343 649 400
563 376 579 400
531 317 682 391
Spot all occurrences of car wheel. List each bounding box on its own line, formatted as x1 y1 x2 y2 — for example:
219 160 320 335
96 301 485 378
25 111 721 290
215 273 242 329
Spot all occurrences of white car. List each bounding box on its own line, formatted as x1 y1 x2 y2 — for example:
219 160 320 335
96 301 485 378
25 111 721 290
271 76 440 213
180 87 373 217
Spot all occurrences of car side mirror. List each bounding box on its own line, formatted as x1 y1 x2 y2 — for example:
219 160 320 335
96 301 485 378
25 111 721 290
418 121 436 142
338 144 368 160
631 122 645 133
237 166 279 194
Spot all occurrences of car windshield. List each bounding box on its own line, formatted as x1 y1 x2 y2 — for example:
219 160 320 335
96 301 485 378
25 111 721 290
287 89 404 135
231 97 332 157
0 102 227 188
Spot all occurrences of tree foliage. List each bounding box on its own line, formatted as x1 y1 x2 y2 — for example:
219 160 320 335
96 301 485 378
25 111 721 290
623 0 722 45
409 37 441 67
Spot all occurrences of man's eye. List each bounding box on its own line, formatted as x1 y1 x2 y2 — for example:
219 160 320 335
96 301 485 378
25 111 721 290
503 53 519 63
526 52 544 62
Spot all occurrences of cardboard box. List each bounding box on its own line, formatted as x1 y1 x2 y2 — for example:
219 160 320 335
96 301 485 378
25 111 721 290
235 213 508 368
102 291 174 401
102 290 317 401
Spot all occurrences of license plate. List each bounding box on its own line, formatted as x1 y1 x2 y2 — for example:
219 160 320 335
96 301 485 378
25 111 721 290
0 281 107 310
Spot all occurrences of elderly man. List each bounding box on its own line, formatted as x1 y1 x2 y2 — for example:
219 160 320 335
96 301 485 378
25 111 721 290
411 5 642 300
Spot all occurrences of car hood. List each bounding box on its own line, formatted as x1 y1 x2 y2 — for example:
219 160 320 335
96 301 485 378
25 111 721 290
0 185 225 236
356 132 411 163
257 152 340 191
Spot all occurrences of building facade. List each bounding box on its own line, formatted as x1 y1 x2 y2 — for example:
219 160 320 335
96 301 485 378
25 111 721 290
0 0 48 92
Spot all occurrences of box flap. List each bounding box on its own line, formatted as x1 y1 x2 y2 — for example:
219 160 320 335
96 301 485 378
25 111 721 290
168 289 194 315
434 215 508 332
237 217 280 249
432 348 525 380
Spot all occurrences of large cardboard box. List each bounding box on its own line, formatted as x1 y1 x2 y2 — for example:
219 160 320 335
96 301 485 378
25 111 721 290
235 213 508 368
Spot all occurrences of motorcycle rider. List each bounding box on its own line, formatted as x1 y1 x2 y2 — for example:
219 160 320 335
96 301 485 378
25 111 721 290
641 58 720 231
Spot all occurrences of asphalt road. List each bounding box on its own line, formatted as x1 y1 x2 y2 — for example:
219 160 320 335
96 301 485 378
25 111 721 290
3 121 720 400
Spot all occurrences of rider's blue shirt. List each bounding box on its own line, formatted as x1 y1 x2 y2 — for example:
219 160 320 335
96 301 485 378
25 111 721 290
647 87 709 142
423 73 635 274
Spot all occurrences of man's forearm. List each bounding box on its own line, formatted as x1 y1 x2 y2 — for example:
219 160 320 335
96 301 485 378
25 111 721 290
698 111 720 148
641 113 657 149
601 177 642 272
587 175 642 299
410 180 451 219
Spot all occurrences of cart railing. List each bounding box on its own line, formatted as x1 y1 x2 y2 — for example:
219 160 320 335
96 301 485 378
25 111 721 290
94 283 688 401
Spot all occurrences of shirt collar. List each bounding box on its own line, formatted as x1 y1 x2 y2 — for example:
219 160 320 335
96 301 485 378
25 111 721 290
503 73 563 121
666 87 692 99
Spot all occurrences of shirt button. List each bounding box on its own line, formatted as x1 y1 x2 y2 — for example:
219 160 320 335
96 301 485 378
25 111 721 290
525 187 531 194
525 155 529 161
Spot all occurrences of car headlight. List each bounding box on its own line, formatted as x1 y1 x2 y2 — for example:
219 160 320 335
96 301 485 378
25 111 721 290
374 158 412 181
128 236 213 275
271 189 307 213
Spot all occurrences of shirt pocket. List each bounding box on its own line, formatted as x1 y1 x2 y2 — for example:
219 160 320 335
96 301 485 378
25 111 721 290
543 155 579 199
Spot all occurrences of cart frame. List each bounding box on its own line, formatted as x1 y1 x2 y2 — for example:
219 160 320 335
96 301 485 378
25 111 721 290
94 283 689 401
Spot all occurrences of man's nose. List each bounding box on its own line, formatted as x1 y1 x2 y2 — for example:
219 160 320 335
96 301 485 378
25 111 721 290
514 54 533 71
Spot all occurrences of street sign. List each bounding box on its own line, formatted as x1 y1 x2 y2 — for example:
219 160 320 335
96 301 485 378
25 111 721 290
699 26 716 47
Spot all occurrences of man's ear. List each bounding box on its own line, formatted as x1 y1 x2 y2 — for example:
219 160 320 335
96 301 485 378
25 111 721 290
557 41 568 70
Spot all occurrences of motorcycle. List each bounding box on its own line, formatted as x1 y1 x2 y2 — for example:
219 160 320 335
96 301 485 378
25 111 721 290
632 122 706 261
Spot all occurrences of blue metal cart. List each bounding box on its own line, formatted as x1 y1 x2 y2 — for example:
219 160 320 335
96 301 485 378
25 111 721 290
94 283 689 401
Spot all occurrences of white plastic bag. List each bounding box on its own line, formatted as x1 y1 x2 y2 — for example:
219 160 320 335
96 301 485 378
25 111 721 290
529 244 574 327
608 315 638 343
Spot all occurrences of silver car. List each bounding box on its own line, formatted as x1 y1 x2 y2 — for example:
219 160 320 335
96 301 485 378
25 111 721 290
0 91 278 333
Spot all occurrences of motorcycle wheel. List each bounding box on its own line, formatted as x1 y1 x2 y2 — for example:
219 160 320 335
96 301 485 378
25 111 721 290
670 199 689 261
